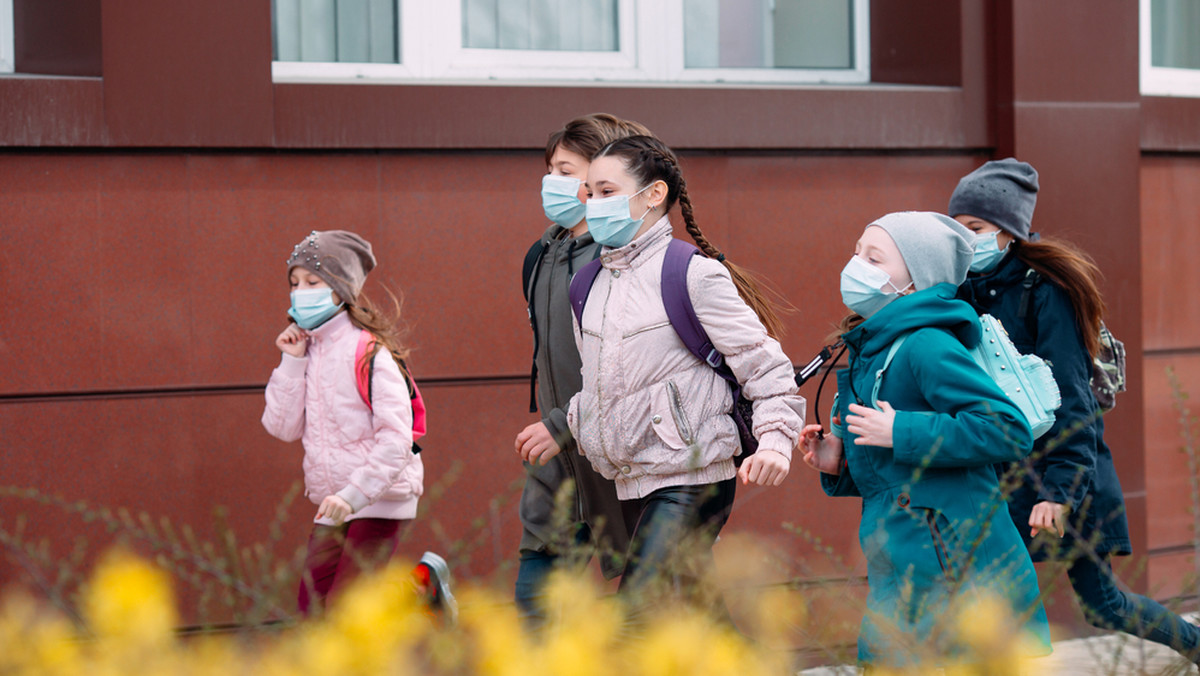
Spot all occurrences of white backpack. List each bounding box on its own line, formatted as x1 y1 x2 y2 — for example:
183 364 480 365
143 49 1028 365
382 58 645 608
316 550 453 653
871 314 1061 439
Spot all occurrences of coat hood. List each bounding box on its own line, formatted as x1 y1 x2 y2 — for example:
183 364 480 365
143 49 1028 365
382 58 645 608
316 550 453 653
843 283 982 359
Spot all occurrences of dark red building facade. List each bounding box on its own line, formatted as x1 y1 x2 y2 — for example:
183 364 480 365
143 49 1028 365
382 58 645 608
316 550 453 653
2 0 1198 647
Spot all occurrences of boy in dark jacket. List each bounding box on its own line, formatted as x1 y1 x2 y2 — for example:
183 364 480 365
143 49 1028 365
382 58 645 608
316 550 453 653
513 114 652 627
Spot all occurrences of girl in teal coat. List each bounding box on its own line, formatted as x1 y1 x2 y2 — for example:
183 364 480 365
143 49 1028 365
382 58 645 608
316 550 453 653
800 211 1051 667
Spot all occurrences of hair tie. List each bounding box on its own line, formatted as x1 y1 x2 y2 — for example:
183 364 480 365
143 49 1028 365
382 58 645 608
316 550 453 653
716 253 726 262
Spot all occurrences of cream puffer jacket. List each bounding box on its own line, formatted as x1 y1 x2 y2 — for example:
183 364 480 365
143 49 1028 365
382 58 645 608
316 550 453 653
567 217 806 500
263 312 423 521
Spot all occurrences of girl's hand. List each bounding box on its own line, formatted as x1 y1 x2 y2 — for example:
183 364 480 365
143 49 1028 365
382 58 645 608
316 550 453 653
846 402 896 448
737 449 790 487
316 495 353 525
515 421 562 466
276 324 308 357
799 424 844 474
1029 501 1069 538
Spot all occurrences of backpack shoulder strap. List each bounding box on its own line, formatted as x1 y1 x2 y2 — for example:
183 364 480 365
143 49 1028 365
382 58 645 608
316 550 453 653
1018 268 1042 333
522 240 546 303
870 333 911 408
355 330 375 412
568 257 605 329
662 240 721 366
396 358 427 446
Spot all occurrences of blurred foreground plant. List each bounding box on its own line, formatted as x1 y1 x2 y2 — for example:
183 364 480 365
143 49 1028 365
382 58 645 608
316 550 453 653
0 546 1059 676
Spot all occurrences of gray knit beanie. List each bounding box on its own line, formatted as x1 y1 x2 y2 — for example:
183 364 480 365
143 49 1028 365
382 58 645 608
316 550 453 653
870 212 976 290
286 230 376 305
947 158 1039 241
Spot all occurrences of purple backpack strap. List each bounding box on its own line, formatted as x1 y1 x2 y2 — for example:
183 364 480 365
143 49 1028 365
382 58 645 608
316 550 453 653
661 239 737 389
569 257 605 329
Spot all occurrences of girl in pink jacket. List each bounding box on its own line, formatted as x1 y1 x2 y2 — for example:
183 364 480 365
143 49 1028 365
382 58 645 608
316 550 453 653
522 137 806 606
262 230 452 620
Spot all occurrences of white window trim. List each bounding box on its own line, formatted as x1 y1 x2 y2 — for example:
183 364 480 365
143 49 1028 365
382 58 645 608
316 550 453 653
274 0 870 86
1140 0 1200 97
0 0 14 74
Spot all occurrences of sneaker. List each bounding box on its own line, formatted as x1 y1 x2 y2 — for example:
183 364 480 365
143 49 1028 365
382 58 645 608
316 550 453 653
415 551 458 627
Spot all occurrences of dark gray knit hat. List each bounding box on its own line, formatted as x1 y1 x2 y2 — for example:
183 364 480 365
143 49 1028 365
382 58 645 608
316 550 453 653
871 212 976 290
947 158 1039 241
286 230 376 305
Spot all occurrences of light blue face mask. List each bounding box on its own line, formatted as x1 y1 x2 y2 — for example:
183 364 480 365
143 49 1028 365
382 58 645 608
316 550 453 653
288 288 342 329
970 231 1010 273
840 256 912 318
585 184 653 248
541 174 586 229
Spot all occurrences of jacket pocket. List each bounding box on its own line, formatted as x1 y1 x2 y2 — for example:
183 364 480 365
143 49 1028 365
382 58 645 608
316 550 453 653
922 508 962 584
649 381 689 450
622 321 670 339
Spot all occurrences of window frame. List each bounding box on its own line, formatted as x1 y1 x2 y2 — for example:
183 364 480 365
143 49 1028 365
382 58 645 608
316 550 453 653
272 0 870 86
1 0 14 74
1140 0 1200 97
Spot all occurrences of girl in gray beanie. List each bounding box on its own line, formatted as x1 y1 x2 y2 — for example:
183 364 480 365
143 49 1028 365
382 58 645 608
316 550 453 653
953 162 1200 664
263 230 456 624
799 211 1050 668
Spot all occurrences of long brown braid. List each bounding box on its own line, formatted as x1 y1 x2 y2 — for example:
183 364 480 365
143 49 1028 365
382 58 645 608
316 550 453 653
594 136 785 338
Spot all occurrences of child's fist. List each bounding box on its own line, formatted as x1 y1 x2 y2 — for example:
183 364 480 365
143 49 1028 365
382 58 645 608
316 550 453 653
276 324 308 357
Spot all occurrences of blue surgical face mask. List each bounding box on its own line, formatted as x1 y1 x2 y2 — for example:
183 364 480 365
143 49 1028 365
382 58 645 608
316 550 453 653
585 184 653 248
541 174 586 229
970 231 1010 273
840 256 912 318
288 288 342 329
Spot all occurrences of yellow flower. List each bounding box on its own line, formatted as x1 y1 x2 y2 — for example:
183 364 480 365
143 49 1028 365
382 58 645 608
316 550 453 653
82 548 176 646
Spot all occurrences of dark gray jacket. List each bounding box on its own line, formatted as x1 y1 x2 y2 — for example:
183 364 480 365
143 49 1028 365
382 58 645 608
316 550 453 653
519 225 629 578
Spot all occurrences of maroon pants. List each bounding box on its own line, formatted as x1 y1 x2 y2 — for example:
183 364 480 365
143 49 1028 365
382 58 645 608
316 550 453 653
297 517 410 616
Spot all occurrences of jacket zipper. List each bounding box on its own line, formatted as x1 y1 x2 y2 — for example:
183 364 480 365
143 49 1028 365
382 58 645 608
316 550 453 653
595 276 617 468
666 380 703 468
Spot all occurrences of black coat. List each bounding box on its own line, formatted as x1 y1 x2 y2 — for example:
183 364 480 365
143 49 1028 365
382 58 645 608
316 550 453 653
958 251 1131 560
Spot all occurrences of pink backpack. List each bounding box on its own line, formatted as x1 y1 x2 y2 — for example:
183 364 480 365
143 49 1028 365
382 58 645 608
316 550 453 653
355 331 427 451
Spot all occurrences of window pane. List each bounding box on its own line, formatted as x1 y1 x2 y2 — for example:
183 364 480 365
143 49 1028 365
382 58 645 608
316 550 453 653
272 0 400 63
462 0 618 51
1152 0 1200 69
685 0 853 69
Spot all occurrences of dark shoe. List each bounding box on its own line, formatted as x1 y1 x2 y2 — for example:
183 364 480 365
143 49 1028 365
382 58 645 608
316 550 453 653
415 551 458 627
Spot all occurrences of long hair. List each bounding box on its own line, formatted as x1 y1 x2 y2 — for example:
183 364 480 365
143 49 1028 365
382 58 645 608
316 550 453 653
544 113 653 166
347 286 416 394
594 135 785 338
1012 236 1105 358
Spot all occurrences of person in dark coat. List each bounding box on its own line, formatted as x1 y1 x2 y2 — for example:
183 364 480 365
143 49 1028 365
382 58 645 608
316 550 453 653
951 158 1200 664
513 114 651 627
801 211 1051 668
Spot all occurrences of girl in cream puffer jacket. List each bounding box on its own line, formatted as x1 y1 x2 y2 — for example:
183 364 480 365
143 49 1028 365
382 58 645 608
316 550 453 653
522 137 805 603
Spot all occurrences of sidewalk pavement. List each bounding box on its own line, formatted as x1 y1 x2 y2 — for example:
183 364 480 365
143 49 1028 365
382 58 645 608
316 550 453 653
800 613 1200 675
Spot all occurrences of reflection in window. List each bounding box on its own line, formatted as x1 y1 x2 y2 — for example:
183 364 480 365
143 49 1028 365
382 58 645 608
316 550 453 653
684 0 853 69
462 0 618 51
273 0 400 63
1151 0 1200 69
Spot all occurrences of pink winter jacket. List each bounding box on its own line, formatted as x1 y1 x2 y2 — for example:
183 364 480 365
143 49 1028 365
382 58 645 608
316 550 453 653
567 217 806 500
262 312 423 521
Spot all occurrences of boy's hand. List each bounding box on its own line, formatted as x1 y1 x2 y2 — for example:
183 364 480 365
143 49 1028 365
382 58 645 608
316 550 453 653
515 421 562 466
276 324 308 357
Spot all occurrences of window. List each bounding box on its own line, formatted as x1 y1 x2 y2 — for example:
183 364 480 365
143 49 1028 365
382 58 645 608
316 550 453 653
272 0 869 85
1141 0 1200 96
1 0 14 74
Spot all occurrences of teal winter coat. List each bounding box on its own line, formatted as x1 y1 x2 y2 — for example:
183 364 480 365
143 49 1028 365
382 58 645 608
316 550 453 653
821 284 1051 666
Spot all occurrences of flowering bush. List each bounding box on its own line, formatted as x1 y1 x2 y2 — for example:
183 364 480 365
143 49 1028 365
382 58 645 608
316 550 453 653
0 547 1052 676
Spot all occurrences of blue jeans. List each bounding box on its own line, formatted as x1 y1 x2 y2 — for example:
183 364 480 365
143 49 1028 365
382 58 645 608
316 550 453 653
618 478 736 603
514 524 591 629
1069 554 1200 662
